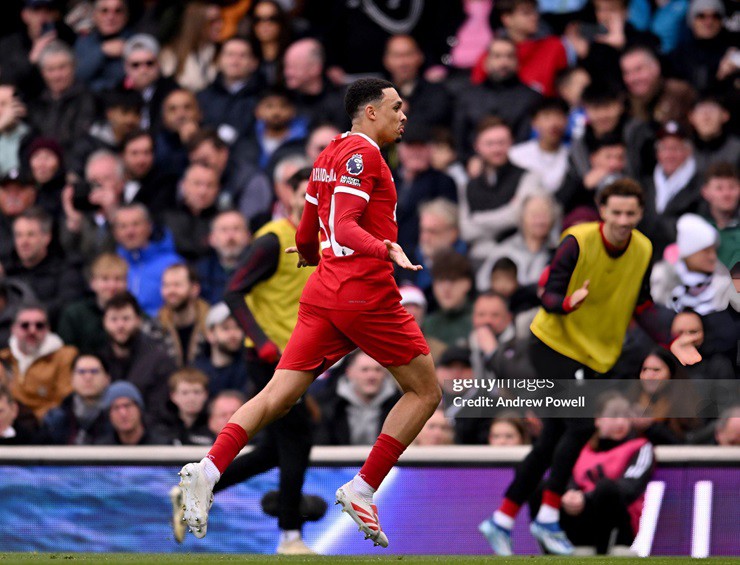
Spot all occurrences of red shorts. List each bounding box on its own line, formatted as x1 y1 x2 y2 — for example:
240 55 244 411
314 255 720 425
277 302 430 373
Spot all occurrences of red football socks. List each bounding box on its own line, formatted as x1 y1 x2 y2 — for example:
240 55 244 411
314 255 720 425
206 422 249 474
498 497 521 519
358 433 406 490
542 489 562 509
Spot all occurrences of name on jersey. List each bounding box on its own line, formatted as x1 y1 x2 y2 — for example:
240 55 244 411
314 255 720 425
312 168 336 182
340 175 362 187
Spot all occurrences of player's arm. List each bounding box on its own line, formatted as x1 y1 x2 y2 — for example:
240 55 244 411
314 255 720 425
223 233 281 363
294 181 321 266
333 191 390 260
540 235 589 313
613 442 655 505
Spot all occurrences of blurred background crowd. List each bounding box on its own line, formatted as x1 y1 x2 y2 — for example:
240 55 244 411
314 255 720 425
0 0 737 453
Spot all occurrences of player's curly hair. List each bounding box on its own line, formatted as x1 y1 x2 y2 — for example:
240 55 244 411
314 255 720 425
344 78 395 121
597 178 645 208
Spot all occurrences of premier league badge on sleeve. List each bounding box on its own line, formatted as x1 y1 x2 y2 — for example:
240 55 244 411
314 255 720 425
346 154 364 176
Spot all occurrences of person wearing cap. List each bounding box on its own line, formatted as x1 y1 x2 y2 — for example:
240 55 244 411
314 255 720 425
25 137 65 218
74 0 133 92
399 284 427 326
192 302 248 397
0 84 32 177
668 0 731 93
120 34 178 131
651 213 739 315
393 121 457 253
0 168 38 268
688 96 740 176
95 380 168 445
171 166 317 554
0 0 75 101
639 120 702 257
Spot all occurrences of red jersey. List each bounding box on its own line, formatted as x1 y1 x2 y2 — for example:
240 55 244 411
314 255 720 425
296 132 401 311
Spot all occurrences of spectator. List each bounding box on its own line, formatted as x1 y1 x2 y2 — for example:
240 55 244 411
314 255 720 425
476 193 559 291
632 348 703 444
157 264 209 367
469 292 518 379
628 0 689 53
0 303 77 420
555 66 591 141
399 284 428 327
74 0 132 92
429 127 469 194
57 253 128 355
99 292 176 421
509 98 570 194
0 0 75 99
242 88 308 172
714 406 740 446
67 89 142 174
120 129 178 212
670 309 734 379
315 351 401 446
0 278 37 349
459 117 541 261
493 0 569 96
0 169 37 268
121 34 178 130
698 162 739 268
688 96 740 176
269 154 310 221
155 88 202 177
6 207 85 325
0 383 36 444
159 1 220 92
25 137 65 219
207 389 246 436
163 163 221 262
60 150 125 261
112 203 183 316
95 380 168 445
668 0 732 92
187 129 272 226
37 353 112 445
28 40 96 155
640 121 701 255
0 83 32 176
454 37 542 154
543 392 654 555
394 122 458 252
382 35 453 128
197 36 264 144
414 408 455 446
652 214 738 314
246 0 292 86
305 123 341 163
196 210 251 304
487 259 520 300
153 367 214 446
283 38 347 129
192 302 248 397
489 416 530 446
422 250 474 351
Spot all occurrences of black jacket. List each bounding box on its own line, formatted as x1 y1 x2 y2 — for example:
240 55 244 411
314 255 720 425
37 393 111 445
197 72 264 142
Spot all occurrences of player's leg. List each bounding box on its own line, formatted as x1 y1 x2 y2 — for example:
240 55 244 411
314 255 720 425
333 305 439 548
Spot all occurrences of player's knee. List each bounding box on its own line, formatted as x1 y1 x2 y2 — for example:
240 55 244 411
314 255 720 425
423 383 443 412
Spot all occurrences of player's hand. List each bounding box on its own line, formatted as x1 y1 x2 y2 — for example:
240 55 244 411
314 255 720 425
562 490 585 516
285 246 309 268
384 240 422 271
569 280 590 310
670 333 703 366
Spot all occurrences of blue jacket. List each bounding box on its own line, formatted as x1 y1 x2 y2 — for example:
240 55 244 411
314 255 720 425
117 229 183 316
74 29 132 92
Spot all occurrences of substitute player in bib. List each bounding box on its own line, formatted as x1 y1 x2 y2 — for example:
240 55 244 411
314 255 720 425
176 78 441 548
478 179 701 556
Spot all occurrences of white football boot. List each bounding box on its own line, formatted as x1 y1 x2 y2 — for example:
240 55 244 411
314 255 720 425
178 461 214 539
335 481 389 548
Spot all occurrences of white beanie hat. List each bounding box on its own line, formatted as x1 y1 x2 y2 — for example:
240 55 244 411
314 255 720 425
676 214 719 259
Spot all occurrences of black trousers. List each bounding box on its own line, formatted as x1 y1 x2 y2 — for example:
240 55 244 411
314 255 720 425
530 480 635 554
213 357 313 531
504 335 596 503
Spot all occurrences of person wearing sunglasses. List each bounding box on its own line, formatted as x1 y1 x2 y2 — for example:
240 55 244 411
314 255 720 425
74 0 132 92
121 34 178 131
0 302 78 422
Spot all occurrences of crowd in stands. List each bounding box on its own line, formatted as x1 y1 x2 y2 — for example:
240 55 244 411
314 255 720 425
0 0 737 455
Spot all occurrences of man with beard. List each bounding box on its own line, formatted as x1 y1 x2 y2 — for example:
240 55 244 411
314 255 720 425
196 210 251 304
99 291 176 422
157 264 210 368
170 168 316 553
192 302 248 397
120 129 177 214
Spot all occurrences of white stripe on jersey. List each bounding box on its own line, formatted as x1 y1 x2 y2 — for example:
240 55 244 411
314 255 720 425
335 186 370 202
305 193 318 205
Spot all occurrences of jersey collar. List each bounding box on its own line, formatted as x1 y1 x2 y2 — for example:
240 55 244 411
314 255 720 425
346 131 380 151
